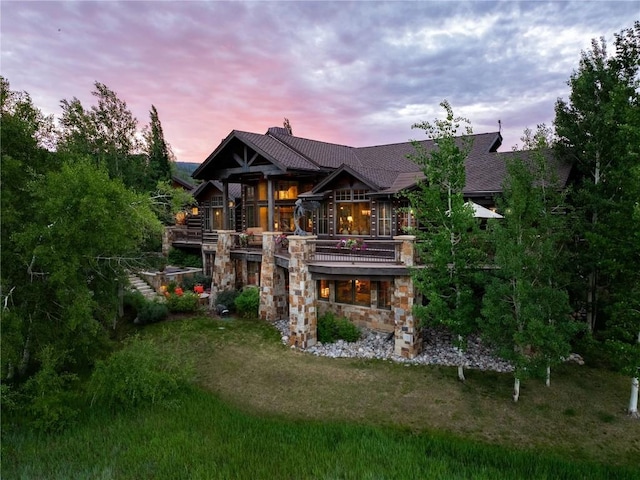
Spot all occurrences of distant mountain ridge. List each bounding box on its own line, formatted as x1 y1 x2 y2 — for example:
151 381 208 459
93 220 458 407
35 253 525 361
175 162 200 175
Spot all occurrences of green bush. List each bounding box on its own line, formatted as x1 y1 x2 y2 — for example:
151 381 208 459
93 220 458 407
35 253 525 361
124 290 146 312
137 300 169 324
124 291 168 324
21 346 80 432
167 248 202 268
166 292 200 313
215 289 239 313
182 273 211 292
317 312 361 343
235 287 260 319
87 336 192 411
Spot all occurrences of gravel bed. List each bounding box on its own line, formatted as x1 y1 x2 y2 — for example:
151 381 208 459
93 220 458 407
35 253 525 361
274 319 514 373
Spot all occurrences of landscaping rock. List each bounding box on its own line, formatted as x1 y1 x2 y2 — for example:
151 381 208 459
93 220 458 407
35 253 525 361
273 319 514 373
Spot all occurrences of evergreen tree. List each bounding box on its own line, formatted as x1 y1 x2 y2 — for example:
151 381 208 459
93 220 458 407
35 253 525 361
143 105 173 190
406 101 485 382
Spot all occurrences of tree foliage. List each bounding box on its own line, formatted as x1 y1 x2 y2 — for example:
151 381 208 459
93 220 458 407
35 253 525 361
143 104 174 187
406 100 485 381
554 22 640 410
481 132 579 399
554 21 640 333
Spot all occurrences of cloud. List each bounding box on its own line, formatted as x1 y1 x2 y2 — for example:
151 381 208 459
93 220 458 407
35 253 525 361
1 1 636 162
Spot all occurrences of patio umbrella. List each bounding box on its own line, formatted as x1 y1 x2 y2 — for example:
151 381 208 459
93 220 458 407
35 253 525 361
465 201 503 219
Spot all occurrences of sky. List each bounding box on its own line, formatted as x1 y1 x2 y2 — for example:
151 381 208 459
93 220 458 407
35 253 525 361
1 1 637 164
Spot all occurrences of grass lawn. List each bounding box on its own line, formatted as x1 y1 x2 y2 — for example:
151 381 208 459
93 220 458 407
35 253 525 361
3 315 639 479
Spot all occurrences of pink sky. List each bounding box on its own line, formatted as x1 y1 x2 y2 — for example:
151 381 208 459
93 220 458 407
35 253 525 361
1 1 636 163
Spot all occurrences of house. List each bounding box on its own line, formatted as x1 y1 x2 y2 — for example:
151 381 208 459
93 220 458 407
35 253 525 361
173 126 571 358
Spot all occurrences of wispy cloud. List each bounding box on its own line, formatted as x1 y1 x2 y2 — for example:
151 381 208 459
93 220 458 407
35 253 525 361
1 1 636 161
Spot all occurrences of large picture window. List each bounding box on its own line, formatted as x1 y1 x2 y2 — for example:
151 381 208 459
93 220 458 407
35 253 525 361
335 189 371 236
335 279 371 306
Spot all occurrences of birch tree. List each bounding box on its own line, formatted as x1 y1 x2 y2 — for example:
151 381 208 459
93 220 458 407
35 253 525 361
406 100 485 382
555 21 640 414
481 135 578 402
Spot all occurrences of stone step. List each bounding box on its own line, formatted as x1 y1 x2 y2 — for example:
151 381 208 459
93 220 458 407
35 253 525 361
127 274 164 301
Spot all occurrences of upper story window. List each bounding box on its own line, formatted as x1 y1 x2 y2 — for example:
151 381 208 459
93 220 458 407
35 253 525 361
335 189 371 236
275 181 298 200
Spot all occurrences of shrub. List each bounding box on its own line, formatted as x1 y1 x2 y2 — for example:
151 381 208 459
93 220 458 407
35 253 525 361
167 248 202 268
317 312 361 343
87 336 192 411
235 287 260 319
137 300 169 324
215 289 239 313
336 317 361 342
166 292 200 313
124 290 146 312
182 273 211 292
21 346 80 432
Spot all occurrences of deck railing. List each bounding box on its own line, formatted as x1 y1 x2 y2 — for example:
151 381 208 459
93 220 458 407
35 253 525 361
171 226 202 244
309 239 401 263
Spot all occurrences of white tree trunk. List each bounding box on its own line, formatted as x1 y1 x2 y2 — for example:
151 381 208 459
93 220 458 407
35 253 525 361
545 365 551 387
457 334 465 382
513 377 520 402
629 377 638 418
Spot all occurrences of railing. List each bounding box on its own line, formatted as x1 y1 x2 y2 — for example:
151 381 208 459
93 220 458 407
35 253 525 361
171 226 202 244
309 239 401 263
233 232 264 250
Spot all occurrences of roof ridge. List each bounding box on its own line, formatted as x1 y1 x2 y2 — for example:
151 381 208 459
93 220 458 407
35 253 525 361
266 131 325 170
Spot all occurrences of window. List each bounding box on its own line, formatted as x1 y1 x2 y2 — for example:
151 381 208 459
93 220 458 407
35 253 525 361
335 189 371 236
318 279 330 301
275 206 295 232
376 281 392 309
247 262 260 285
246 205 257 227
275 181 298 200
317 202 329 235
377 201 392 237
399 207 417 232
335 279 371 306
203 206 211 231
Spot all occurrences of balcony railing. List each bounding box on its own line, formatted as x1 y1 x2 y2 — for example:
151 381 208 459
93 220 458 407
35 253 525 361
309 239 401 263
171 226 201 244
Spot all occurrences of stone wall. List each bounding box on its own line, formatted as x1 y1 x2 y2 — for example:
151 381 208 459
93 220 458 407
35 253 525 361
210 230 235 306
392 235 421 359
317 301 395 333
287 235 317 348
259 232 279 322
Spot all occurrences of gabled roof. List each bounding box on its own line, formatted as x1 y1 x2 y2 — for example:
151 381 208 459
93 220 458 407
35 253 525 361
171 175 195 191
310 164 382 194
194 126 571 196
192 180 241 200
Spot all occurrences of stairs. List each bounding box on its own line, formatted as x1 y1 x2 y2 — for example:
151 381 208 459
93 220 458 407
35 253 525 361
128 273 164 301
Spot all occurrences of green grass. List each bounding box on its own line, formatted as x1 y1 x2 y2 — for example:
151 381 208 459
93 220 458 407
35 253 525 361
3 315 640 479
3 387 637 480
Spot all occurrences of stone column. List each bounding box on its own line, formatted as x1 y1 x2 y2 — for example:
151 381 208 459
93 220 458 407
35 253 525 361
259 232 278 322
393 235 421 359
210 230 235 308
288 235 317 348
162 226 173 256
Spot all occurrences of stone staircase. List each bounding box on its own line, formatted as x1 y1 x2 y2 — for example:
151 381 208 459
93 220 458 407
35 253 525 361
128 273 164 301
